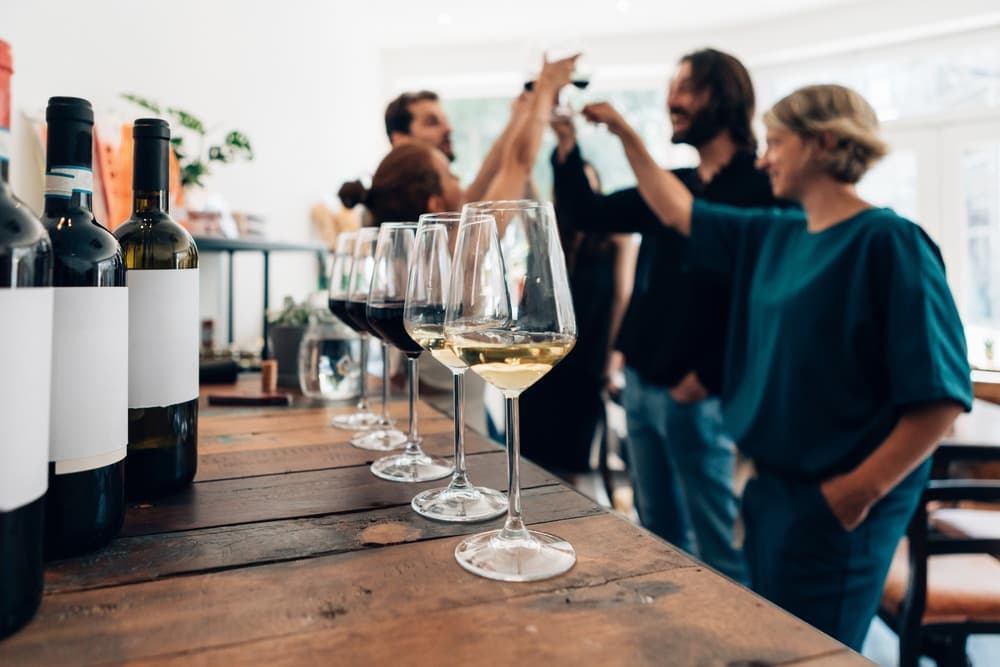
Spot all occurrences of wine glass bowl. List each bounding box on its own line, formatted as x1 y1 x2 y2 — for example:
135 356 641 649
445 200 578 581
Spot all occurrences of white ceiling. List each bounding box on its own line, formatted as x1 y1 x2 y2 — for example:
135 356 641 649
362 0 871 47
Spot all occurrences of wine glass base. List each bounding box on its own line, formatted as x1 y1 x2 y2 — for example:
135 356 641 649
454 528 576 582
350 429 407 451
370 452 453 483
411 485 508 523
330 411 382 431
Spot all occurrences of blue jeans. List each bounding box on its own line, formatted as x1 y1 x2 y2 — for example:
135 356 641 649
742 461 929 650
623 367 748 584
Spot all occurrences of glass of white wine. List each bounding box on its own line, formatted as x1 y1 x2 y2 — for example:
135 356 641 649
404 212 508 522
445 200 578 581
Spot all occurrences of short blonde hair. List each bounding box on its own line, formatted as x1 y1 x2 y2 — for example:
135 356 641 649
763 84 888 184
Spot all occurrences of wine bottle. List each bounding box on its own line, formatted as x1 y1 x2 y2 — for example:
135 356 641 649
40 96 128 559
0 38 53 639
114 118 199 500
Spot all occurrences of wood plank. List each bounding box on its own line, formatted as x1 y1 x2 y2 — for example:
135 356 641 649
131 568 862 667
196 429 495 482
1 515 695 666
123 451 557 537
198 402 446 439
46 484 601 594
785 651 875 666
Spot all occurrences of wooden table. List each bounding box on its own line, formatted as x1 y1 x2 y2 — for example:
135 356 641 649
0 395 870 666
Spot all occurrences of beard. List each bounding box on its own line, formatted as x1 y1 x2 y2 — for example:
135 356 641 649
670 105 722 148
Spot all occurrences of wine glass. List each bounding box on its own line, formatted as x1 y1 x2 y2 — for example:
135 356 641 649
368 223 453 483
404 212 508 522
349 334 407 450
328 231 380 431
445 200 578 581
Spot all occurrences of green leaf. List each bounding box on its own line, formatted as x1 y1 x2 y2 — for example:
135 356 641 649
121 93 162 114
167 108 206 135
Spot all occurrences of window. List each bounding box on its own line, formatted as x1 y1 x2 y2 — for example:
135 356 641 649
444 87 682 198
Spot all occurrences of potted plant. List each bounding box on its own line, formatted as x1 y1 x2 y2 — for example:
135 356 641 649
268 296 311 388
120 93 254 189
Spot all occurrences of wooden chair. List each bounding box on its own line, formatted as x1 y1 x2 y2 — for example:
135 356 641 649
880 444 1000 667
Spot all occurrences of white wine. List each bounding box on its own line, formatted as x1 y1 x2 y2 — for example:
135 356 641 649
408 323 466 370
115 119 199 500
448 330 575 393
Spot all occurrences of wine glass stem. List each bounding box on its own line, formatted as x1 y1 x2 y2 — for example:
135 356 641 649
381 341 391 421
402 357 421 456
449 371 470 489
356 334 370 412
502 396 527 537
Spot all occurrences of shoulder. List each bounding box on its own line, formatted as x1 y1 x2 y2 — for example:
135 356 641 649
857 208 947 273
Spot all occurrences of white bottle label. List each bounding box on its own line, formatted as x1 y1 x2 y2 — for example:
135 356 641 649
0 288 53 511
0 126 10 162
128 269 199 409
50 287 128 474
45 166 94 198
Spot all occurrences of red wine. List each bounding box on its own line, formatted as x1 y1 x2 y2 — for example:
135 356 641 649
524 78 590 92
367 303 423 357
115 119 199 501
329 298 365 334
346 299 380 338
40 96 127 559
0 39 52 639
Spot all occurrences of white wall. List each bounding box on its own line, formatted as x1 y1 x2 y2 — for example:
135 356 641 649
381 0 1000 99
3 0 386 349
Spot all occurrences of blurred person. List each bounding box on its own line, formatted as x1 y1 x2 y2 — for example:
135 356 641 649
519 159 638 475
342 55 578 428
384 88 533 205
583 84 971 650
551 48 790 583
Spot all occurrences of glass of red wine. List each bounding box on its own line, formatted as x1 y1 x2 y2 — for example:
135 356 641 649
404 212 508 522
328 231 381 431
368 223 453 483
345 227 407 451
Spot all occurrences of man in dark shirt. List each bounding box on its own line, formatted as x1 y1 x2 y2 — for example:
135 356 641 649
552 48 787 583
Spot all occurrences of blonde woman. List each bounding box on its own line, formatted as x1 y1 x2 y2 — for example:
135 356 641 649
583 85 972 649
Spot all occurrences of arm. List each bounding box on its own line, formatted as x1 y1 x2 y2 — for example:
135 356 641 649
821 402 963 530
604 233 637 381
582 102 695 235
482 55 576 203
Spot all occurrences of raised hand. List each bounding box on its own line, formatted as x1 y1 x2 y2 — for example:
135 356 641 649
535 53 579 96
582 101 629 135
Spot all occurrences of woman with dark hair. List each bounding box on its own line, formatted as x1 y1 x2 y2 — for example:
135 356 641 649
583 84 972 650
338 142 462 224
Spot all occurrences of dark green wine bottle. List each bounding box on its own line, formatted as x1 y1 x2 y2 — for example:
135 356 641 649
0 38 53 640
40 96 127 560
114 119 199 500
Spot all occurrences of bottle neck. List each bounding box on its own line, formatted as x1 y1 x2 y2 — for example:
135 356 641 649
43 164 94 215
1 159 8 185
44 189 94 215
133 189 168 214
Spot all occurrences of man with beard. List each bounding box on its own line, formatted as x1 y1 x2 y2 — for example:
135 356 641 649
384 90 528 204
551 48 790 582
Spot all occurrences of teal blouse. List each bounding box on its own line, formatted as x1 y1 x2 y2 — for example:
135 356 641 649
690 200 973 479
